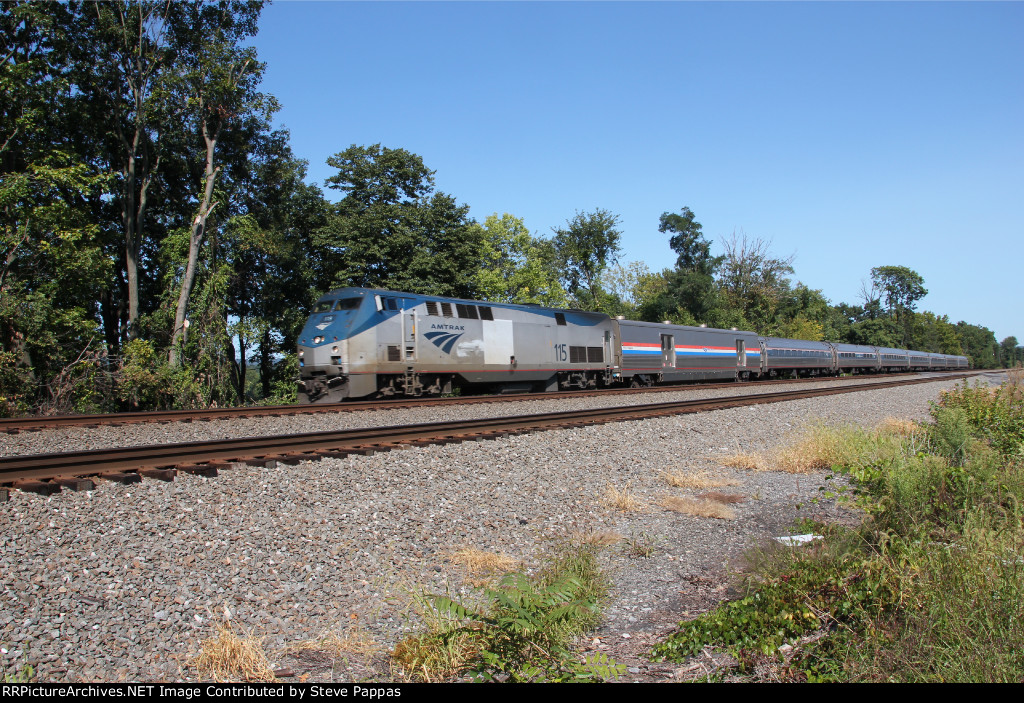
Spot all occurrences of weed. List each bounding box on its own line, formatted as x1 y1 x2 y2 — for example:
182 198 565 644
622 531 660 558
601 482 644 512
3 661 34 683
571 529 623 547
192 623 277 682
393 542 623 682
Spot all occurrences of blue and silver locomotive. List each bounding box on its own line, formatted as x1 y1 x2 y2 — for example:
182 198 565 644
296 288 968 403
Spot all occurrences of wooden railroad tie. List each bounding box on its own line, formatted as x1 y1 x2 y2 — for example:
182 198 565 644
12 480 61 496
99 472 142 485
55 477 94 492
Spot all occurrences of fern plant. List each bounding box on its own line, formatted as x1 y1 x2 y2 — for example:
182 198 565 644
431 572 623 682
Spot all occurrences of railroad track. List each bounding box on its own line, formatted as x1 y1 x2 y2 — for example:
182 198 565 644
0 373 975 499
0 371 981 433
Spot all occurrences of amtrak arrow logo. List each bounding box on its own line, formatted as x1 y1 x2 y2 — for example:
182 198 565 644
424 330 463 354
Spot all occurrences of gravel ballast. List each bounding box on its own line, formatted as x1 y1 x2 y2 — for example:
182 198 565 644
0 373 1004 682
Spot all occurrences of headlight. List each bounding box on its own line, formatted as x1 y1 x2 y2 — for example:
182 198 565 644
313 336 324 344
298 350 304 358
332 346 339 353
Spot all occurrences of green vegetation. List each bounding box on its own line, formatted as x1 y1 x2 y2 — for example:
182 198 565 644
652 375 1024 682
392 542 624 683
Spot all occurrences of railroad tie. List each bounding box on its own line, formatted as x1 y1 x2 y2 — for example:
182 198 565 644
55 477 95 492
99 472 142 485
12 480 61 496
138 468 177 482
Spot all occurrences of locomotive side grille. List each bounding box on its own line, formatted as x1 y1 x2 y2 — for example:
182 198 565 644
387 345 400 361
569 346 586 363
441 302 454 317
587 347 604 363
478 306 494 321
426 301 439 316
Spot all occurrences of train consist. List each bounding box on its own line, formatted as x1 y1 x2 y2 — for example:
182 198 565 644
297 288 969 403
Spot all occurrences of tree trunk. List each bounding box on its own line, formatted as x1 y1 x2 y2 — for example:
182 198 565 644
169 125 219 367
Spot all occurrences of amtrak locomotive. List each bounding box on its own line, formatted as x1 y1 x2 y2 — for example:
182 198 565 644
296 288 968 403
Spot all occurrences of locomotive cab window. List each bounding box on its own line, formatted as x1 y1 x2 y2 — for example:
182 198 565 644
554 313 566 326
336 298 361 311
313 300 335 313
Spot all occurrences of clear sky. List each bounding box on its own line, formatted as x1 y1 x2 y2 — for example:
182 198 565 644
252 0 1023 342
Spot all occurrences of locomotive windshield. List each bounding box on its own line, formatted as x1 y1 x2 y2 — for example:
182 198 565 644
312 297 362 314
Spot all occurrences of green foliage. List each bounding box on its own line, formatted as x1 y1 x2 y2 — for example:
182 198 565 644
937 380 1024 458
395 543 623 683
474 213 569 307
652 538 885 665
0 350 30 417
653 377 1024 681
551 209 622 310
3 660 34 683
315 144 481 298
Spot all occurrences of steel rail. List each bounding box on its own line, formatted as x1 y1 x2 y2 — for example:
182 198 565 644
0 374 965 489
0 371 979 433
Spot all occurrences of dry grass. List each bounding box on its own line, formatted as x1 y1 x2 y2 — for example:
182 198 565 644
659 495 737 520
391 627 478 682
448 547 520 587
192 623 277 682
878 417 924 437
601 483 645 512
697 491 746 504
285 624 381 657
718 452 772 471
572 529 624 547
661 469 741 489
720 422 917 474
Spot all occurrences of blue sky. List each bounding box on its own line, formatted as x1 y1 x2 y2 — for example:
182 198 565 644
252 1 1023 341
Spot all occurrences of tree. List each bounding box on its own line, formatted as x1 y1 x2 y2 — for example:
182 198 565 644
957 322 997 368
474 213 568 307
717 232 795 333
642 207 723 325
999 336 1021 368
661 207 718 275
74 0 179 336
166 0 273 366
551 209 622 310
314 144 481 297
870 265 927 347
1 2 112 412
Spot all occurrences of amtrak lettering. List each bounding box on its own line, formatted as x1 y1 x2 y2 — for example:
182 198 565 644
430 323 465 331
